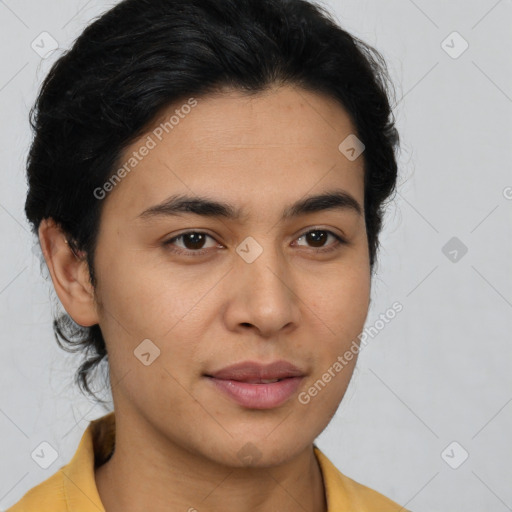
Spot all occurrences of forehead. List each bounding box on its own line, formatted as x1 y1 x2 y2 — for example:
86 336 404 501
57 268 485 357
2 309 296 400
100 85 365 222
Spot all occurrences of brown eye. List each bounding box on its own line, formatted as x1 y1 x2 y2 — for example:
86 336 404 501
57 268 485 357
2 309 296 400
302 230 328 248
294 229 346 253
163 231 219 256
163 228 346 257
177 232 208 250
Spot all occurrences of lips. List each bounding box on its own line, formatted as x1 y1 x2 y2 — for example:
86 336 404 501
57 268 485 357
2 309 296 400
204 360 306 409
205 360 305 382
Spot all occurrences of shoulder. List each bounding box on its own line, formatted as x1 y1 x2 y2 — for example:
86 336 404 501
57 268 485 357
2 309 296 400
314 445 411 512
6 468 67 512
6 412 113 512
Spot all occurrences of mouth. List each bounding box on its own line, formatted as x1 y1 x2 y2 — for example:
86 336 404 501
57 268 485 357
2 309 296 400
206 377 284 384
203 359 306 409
204 375 305 409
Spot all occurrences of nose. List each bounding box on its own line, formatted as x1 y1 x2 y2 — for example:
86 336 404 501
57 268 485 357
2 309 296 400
223 239 301 338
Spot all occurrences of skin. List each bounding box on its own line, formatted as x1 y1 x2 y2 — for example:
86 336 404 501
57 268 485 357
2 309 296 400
39 83 371 512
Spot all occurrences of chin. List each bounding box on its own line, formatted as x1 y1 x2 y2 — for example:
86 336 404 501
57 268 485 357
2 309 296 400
220 437 310 469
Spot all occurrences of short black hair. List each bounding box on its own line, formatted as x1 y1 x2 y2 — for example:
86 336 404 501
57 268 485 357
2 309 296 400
25 0 400 403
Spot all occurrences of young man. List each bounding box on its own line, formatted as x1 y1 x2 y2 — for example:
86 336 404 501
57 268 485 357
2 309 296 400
9 0 406 510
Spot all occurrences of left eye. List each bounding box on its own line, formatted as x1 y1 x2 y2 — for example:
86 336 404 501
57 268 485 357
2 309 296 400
294 229 346 252
163 229 346 256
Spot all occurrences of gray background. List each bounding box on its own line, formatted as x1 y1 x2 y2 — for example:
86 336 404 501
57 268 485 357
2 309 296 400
1 1 511 511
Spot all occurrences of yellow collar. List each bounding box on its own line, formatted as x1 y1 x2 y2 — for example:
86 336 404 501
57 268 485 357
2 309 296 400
8 411 407 511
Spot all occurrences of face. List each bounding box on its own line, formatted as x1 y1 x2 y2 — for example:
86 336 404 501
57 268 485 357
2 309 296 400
86 84 370 466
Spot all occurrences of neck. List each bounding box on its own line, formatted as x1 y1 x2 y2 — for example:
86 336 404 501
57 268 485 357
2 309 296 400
95 417 327 512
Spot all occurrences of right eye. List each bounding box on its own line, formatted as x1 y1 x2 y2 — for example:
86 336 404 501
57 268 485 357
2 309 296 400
162 231 221 256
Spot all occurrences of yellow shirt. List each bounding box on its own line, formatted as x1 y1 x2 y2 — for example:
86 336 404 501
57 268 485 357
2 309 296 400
7 412 409 511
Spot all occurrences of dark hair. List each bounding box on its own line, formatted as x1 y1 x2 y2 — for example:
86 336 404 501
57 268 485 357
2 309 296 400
25 0 400 404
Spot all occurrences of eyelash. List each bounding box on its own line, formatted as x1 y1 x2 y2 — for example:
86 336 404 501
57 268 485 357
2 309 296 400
162 228 347 257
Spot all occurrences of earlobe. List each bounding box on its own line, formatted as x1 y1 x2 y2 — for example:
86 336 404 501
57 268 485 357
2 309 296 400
38 218 100 327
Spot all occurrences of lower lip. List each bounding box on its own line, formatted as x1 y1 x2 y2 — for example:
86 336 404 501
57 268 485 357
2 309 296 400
206 376 304 409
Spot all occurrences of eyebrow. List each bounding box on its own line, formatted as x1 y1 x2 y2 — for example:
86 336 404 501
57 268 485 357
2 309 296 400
137 188 363 222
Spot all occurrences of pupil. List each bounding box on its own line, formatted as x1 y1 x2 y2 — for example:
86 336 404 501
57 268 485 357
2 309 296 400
307 230 326 248
185 233 205 249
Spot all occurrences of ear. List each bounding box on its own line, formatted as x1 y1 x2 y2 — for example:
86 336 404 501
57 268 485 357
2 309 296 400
38 218 100 327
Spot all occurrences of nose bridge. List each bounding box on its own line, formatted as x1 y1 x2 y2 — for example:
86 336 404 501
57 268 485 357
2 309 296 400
232 233 299 333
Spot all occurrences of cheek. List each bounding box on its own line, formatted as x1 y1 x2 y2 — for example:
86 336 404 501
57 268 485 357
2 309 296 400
301 261 369 410
307 261 371 339
93 252 219 383
94 249 200 340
